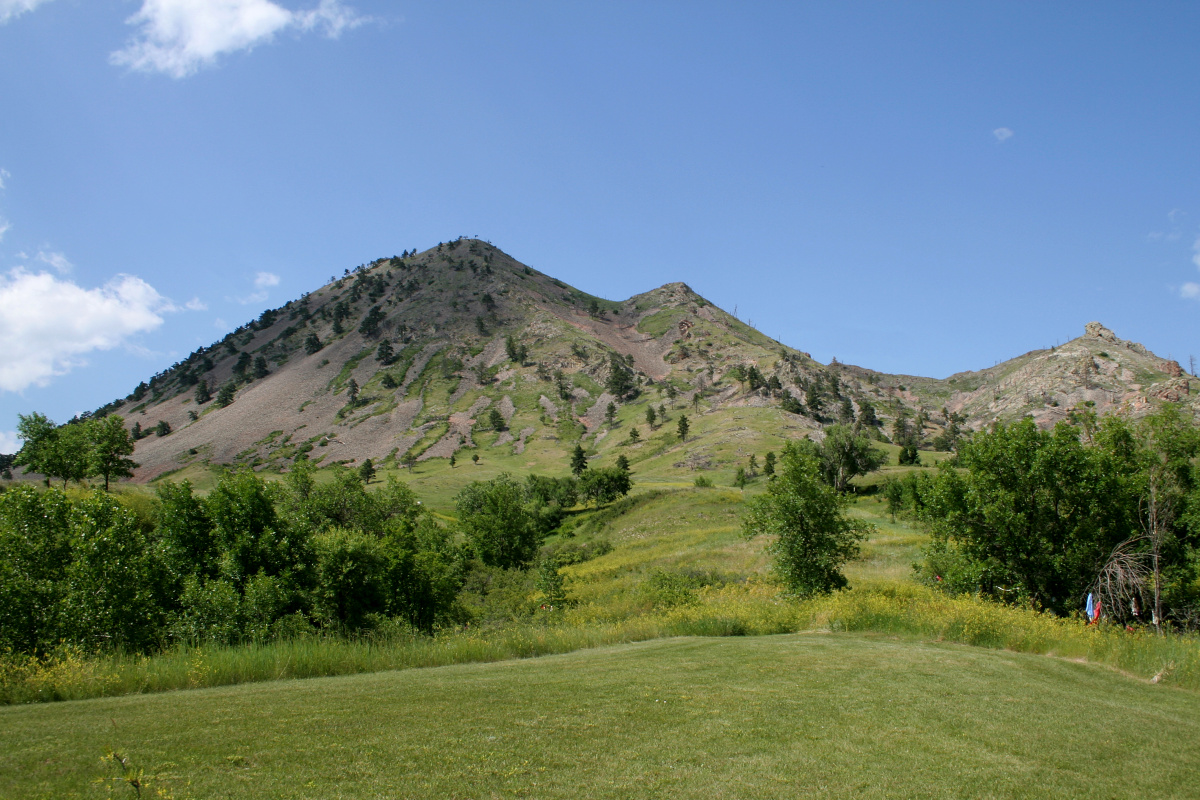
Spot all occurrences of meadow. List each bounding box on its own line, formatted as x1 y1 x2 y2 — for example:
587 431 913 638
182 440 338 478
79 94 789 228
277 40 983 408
3 452 1199 798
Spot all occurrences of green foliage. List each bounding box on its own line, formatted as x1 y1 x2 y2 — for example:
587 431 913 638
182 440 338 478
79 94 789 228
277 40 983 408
904 417 1160 616
570 444 588 477
743 443 872 596
376 340 394 365
579 466 633 506
216 382 237 408
488 408 505 431
693 475 713 487
86 416 137 491
816 424 886 492
154 419 171 437
456 473 541 569
676 414 690 441
359 305 386 338
305 332 323 355
605 352 635 399
359 458 375 484
194 380 212 404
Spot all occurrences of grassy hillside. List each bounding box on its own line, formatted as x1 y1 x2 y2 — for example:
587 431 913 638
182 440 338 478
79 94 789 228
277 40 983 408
4 633 1199 799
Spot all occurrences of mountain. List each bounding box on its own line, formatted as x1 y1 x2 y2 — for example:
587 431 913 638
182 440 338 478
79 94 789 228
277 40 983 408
92 239 1192 482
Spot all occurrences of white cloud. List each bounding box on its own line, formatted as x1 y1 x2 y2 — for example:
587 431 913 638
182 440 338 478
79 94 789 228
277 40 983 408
0 0 52 25
0 168 9 189
185 297 207 311
255 271 281 288
993 128 1014 143
110 0 366 78
213 317 229 329
0 218 9 242
0 268 172 392
0 429 19 454
1181 282 1200 300
35 250 73 274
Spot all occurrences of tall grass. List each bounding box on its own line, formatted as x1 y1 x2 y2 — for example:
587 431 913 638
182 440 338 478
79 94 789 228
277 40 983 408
4 582 1197 704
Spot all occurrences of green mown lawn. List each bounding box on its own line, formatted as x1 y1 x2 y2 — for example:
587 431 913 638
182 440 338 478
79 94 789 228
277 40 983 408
4 633 1197 799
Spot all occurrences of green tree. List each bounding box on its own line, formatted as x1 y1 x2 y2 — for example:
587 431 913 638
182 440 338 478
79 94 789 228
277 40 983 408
645 405 657 429
376 340 395 364
253 355 270 379
764 450 776 478
0 485 72 652
455 473 540 568
817 424 887 492
155 420 172 437
359 458 375 484
579 466 633 506
677 414 690 442
743 442 872 596
359 305 386 338
305 333 323 355
234 352 252 381
734 466 748 489
913 419 1144 614
347 378 359 403
570 444 588 476
216 382 237 408
194 380 212 405
615 454 631 473
748 454 759 477
87 415 138 491
605 352 635 399
537 558 567 608
488 408 506 431
605 401 617 428
628 426 640 443
13 412 58 481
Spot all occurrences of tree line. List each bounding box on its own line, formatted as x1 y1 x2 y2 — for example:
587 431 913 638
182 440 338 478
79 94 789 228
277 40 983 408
0 455 633 656
887 406 1200 626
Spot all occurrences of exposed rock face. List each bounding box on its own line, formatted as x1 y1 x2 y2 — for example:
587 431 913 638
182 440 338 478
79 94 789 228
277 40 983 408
1160 360 1184 378
1084 321 1118 342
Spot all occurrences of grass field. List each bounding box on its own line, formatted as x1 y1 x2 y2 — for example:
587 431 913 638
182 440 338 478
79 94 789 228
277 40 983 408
4 633 1198 799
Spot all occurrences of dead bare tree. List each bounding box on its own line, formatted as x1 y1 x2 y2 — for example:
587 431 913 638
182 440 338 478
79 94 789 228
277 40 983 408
1092 536 1153 625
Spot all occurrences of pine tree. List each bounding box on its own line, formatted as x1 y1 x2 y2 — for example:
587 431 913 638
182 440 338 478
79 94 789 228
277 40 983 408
764 451 776 477
358 458 375 484
376 340 395 364
645 405 657 428
489 408 505 431
628 427 640 443
253 355 270 380
155 420 171 437
570 444 588 476
605 402 617 428
305 333 323 354
347 378 359 403
615 454 630 473
677 414 690 441
216 382 236 408
194 380 212 405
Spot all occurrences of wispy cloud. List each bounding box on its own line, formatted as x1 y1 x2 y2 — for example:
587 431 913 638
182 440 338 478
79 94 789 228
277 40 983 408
0 268 173 392
213 317 229 329
0 219 10 242
992 128 1014 143
0 429 19 454
255 271 281 288
35 250 73 274
1181 282 1200 300
185 297 207 311
111 0 367 79
0 168 9 189
0 0 52 25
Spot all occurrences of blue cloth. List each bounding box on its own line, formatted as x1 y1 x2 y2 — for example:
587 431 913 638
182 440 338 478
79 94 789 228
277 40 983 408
1085 593 1094 618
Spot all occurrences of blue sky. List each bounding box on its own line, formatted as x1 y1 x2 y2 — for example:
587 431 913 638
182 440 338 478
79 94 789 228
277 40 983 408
2 1 1200 451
